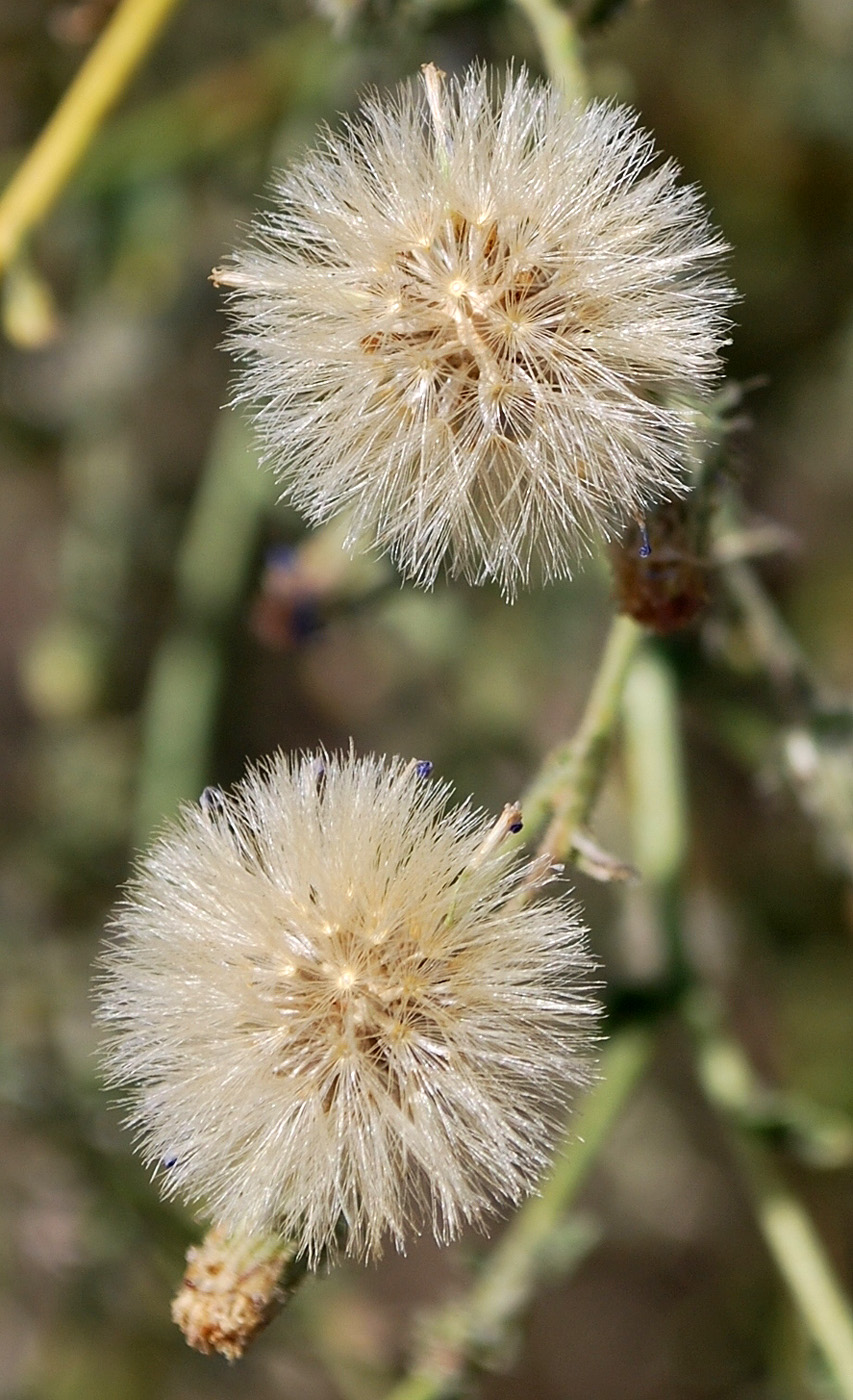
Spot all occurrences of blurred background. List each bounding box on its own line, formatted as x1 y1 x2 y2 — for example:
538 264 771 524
2 0 853 1396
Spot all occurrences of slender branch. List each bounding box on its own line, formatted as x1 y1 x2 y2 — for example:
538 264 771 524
690 997 853 1400
0 0 185 275
516 612 642 860
384 1027 654 1400
622 645 687 885
722 559 819 711
685 993 853 1169
133 413 274 844
621 644 689 987
623 635 853 1397
511 0 588 99
758 1187 853 1399
719 556 853 881
713 471 848 722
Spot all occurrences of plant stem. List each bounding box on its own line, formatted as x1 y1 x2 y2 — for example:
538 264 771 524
133 413 273 844
691 999 853 1400
385 1026 654 1400
720 555 853 882
622 646 687 885
758 1185 853 1399
722 559 818 711
0 0 185 275
512 0 588 99
621 643 690 987
517 612 642 858
630 636 853 1397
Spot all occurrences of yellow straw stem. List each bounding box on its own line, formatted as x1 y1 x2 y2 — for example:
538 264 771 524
0 0 185 275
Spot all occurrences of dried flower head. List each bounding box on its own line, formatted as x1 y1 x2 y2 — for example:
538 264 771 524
96 751 597 1264
215 63 733 598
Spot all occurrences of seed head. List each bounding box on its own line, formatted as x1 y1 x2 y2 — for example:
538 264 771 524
216 63 733 598
96 751 598 1264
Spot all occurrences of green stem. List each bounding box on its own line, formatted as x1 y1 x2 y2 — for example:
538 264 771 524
691 999 853 1400
685 993 853 1169
517 612 642 858
622 645 687 885
511 0 588 99
720 553 853 882
628 638 853 1396
758 1186 853 1399
385 1027 654 1400
620 637 853 1394
0 0 185 275
133 414 273 844
722 559 818 711
382 616 647 1396
621 643 689 987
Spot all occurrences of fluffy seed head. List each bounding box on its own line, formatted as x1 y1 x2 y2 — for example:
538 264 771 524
217 63 733 598
96 751 598 1263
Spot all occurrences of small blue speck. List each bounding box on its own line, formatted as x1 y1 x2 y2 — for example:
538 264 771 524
509 820 523 834
638 524 652 559
415 760 433 779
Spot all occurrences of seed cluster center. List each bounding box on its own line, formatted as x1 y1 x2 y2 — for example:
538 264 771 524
362 212 570 444
257 910 446 1102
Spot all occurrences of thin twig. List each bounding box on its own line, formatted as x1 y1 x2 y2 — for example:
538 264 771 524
624 638 853 1398
722 559 819 711
384 1027 654 1400
690 996 853 1400
515 612 642 861
0 0 185 275
133 414 274 844
720 556 853 880
621 643 689 988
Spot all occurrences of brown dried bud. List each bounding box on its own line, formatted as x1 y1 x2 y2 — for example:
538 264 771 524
611 497 711 634
171 1224 299 1361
